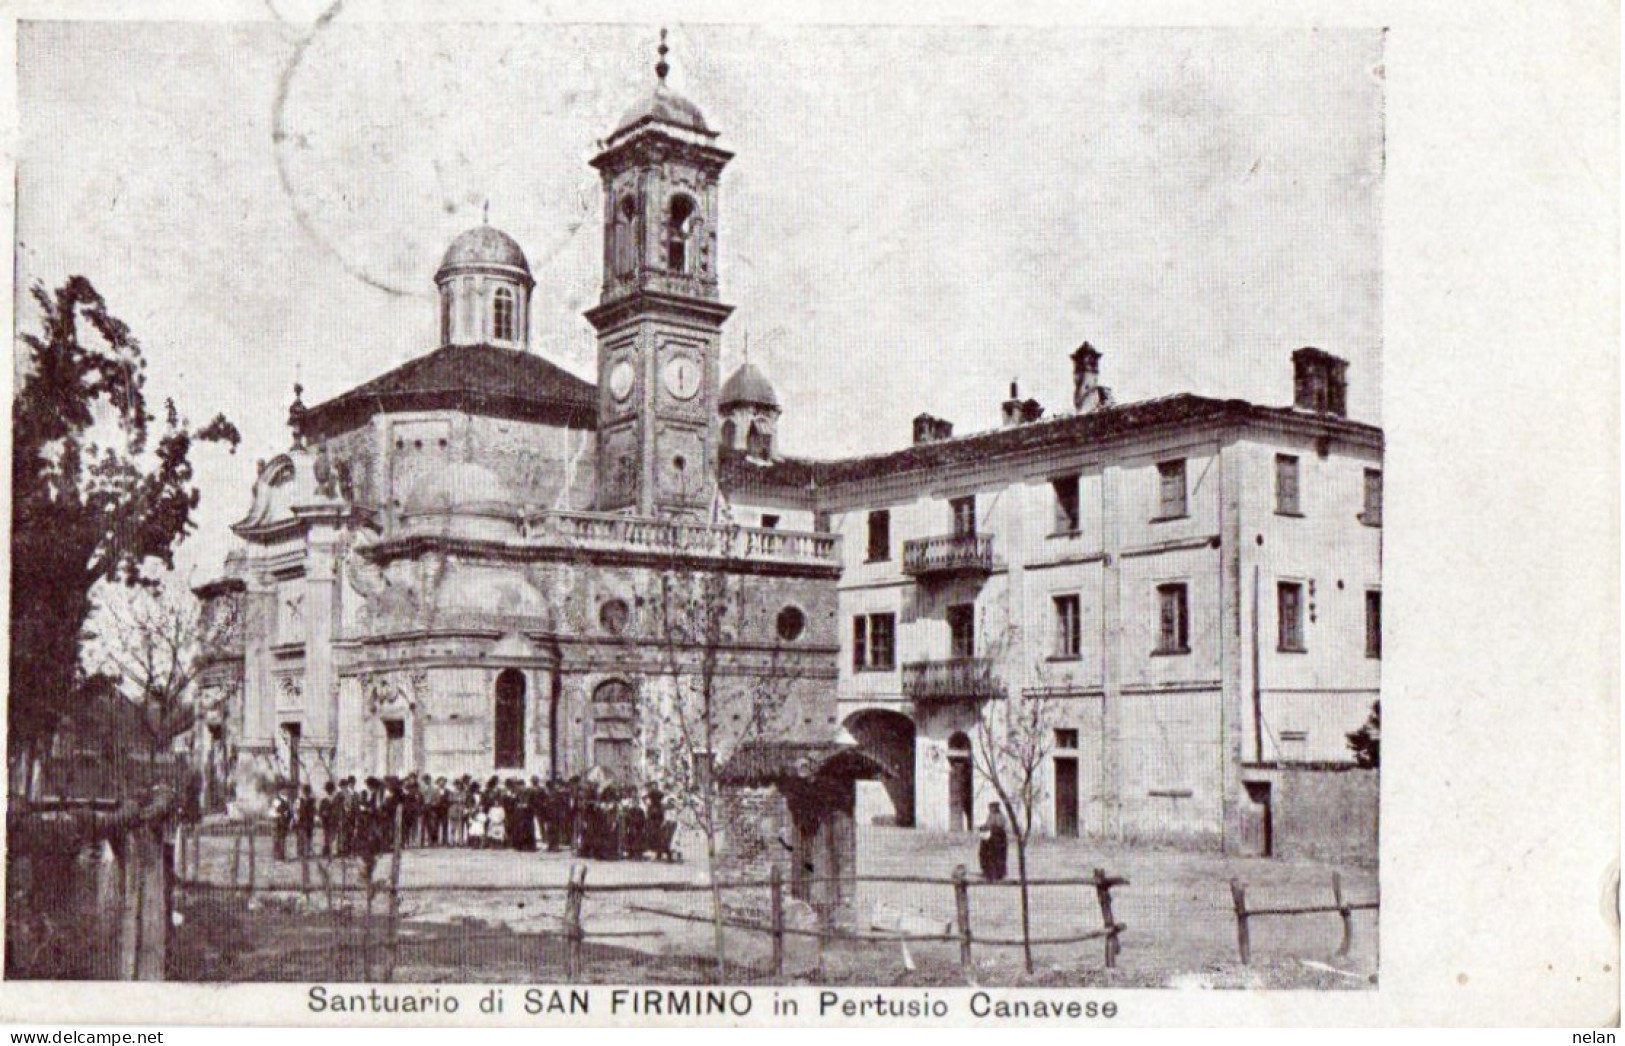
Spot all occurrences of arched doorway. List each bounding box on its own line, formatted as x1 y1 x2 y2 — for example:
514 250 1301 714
842 709 916 827
948 731 973 832
494 669 526 771
591 679 637 784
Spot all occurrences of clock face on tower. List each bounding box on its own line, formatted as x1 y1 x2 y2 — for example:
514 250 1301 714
609 360 634 402
662 355 701 401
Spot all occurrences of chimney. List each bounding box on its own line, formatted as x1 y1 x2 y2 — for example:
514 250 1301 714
1071 341 1112 413
1001 381 1024 427
912 413 954 444
1002 382 1044 427
1291 347 1349 417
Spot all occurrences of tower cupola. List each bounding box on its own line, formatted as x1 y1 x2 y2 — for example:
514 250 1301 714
585 30 735 519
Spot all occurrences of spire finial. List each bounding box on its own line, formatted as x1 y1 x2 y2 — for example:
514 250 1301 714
655 27 670 82
483 198 490 225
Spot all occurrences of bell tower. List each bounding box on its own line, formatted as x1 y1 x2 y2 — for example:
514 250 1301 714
585 31 734 518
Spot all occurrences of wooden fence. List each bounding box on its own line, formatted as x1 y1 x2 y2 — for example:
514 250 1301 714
6 793 179 980
173 819 1128 982
1228 873 1379 965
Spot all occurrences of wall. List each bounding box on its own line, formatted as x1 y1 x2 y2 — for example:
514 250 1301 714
1236 435 1382 764
1273 765 1378 862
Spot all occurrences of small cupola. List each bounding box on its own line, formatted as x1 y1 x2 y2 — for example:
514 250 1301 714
720 361 781 460
1291 347 1349 416
435 220 535 351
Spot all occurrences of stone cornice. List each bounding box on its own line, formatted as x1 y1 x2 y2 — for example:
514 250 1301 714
583 291 735 334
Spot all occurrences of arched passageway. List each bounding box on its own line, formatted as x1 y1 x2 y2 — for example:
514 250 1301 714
842 708 916 828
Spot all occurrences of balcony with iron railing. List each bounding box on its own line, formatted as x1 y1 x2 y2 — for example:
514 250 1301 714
901 532 995 580
901 657 1005 702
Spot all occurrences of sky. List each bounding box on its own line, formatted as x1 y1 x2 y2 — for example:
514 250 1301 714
16 20 1383 580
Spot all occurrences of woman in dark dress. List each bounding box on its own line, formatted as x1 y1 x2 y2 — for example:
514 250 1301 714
977 803 1009 881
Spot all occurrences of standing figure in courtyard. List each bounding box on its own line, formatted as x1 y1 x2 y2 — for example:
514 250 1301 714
977 803 1008 882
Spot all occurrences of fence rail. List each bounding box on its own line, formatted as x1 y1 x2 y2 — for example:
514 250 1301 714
1228 872 1378 965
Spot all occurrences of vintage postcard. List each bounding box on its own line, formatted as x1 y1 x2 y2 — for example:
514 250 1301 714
0 0 1616 1029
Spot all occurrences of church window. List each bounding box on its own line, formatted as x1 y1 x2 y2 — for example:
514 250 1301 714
721 418 737 449
777 605 806 642
667 194 697 273
493 286 516 343
440 289 452 344
591 680 637 784
494 669 526 770
599 598 630 636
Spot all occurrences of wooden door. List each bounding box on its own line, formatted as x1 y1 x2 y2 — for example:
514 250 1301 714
1054 755 1079 837
384 720 405 777
948 755 972 831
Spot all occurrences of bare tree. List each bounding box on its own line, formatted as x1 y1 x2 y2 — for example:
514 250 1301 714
91 577 239 755
966 619 1061 976
644 526 804 979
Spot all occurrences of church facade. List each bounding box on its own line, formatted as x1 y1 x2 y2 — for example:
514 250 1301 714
193 42 1382 855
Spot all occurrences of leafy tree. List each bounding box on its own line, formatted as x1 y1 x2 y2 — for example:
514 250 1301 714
1346 700 1380 769
10 276 239 795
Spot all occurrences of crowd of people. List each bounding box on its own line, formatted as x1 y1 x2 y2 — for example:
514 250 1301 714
268 774 673 864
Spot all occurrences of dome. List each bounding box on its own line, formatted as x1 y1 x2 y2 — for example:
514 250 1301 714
402 462 519 517
720 362 779 410
611 82 713 141
437 226 531 279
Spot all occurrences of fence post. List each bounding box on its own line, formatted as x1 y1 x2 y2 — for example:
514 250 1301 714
769 864 786 981
1091 867 1122 969
1332 872 1353 958
245 821 257 898
384 806 404 982
564 865 585 980
1229 879 1250 965
952 864 974 978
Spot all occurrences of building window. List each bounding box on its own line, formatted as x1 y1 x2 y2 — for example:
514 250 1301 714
1156 583 1189 654
1157 460 1187 519
866 510 891 562
614 194 639 277
948 603 976 659
1278 582 1306 652
439 290 452 344
1055 728 1079 750
1362 468 1383 527
1052 475 1080 534
667 194 697 273
813 510 832 534
760 513 780 530
493 286 516 342
1053 594 1081 659
951 496 977 537
853 613 896 671
1366 590 1381 658
1275 454 1301 515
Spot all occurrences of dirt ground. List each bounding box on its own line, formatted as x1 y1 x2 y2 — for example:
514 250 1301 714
175 823 1377 988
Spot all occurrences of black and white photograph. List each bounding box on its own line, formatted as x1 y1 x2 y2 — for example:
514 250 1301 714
1 2 1615 1030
